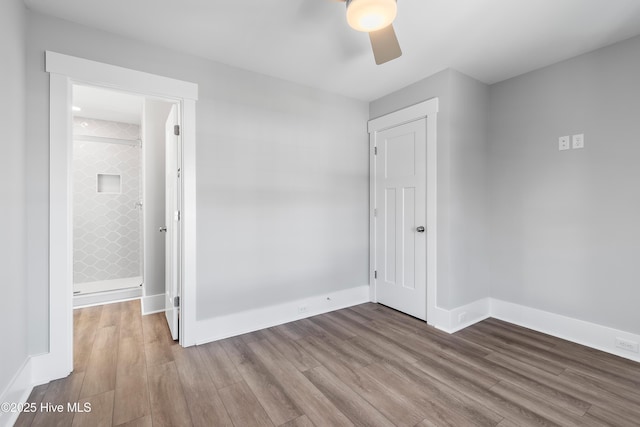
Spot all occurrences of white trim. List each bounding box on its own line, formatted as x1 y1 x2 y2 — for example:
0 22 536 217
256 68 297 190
180 98 197 346
30 352 61 387
429 296 640 363
194 285 370 345
368 98 439 133
424 104 438 327
48 71 74 380
46 52 198 100
368 98 440 326
74 276 142 294
73 288 142 308
490 299 640 363
368 132 376 303
0 358 33 427
433 298 491 333
47 51 198 385
142 293 167 315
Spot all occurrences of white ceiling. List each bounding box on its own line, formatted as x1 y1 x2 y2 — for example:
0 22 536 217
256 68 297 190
73 85 143 125
25 0 640 101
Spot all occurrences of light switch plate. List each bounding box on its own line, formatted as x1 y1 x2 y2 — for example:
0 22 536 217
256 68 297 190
572 134 584 149
559 136 570 151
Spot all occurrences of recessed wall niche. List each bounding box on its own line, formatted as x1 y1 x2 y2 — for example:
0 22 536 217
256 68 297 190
97 173 121 193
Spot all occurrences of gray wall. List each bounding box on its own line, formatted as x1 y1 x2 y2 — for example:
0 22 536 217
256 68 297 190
487 35 640 334
0 0 28 398
26 11 369 352
370 69 490 309
448 71 490 308
142 99 172 298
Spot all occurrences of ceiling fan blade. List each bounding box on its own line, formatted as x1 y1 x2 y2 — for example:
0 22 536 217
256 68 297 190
368 24 402 65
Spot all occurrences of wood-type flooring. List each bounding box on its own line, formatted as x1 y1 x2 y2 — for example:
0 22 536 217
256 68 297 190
15 300 640 426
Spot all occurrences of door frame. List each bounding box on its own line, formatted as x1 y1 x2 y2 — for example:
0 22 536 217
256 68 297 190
368 98 439 326
40 51 198 382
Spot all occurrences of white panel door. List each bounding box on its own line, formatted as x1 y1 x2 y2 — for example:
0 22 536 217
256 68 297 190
165 105 181 340
375 119 427 320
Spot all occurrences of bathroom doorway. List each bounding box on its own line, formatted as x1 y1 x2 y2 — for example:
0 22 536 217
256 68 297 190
71 84 177 311
45 52 197 381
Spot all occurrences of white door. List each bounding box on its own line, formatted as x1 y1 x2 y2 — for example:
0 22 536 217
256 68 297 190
374 119 427 320
165 105 181 340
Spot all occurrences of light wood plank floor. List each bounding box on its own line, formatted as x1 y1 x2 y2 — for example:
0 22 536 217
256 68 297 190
16 300 640 426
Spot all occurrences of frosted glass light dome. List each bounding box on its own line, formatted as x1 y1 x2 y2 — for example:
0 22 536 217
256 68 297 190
346 0 397 32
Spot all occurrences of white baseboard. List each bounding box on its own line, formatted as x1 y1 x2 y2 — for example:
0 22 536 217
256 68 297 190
490 298 640 363
142 293 166 315
433 297 491 333
195 285 370 345
74 276 142 295
0 358 33 427
30 351 71 387
73 287 142 308
431 297 640 363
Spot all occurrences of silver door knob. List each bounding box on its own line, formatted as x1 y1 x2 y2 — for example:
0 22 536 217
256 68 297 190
416 226 425 233
159 226 167 232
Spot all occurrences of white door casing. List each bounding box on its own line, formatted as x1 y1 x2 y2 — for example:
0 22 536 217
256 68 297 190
369 98 439 326
44 52 198 384
165 105 181 340
375 120 427 320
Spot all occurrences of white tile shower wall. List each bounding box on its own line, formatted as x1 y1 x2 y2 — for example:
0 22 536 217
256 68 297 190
73 117 142 284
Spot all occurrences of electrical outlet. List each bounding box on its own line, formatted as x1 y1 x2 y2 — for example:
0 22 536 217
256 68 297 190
572 134 584 149
298 306 308 314
615 337 639 353
559 136 570 151
458 312 467 324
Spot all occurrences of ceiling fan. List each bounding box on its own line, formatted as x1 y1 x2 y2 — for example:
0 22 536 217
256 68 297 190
338 0 402 65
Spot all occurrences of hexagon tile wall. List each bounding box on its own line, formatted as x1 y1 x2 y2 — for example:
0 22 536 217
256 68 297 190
73 117 142 285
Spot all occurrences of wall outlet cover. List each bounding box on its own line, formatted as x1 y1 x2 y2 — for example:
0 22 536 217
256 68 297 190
559 136 570 151
572 134 584 149
615 337 639 353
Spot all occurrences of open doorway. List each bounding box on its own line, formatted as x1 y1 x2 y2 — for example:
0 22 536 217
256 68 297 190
43 51 197 382
71 84 181 339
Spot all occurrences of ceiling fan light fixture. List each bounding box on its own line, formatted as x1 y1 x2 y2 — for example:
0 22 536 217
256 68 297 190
346 0 397 32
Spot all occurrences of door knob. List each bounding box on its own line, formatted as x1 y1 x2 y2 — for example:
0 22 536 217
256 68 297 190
159 226 167 232
416 226 425 233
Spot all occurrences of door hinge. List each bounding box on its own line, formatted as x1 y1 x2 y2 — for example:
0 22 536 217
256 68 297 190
373 208 377 217
175 210 181 221
173 296 180 307
374 146 377 155
174 125 180 136
374 270 377 279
